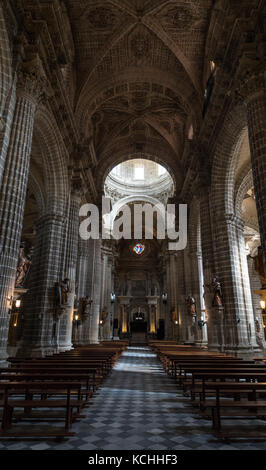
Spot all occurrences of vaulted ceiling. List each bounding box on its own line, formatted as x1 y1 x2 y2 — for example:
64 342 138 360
67 0 213 189
17 0 214 194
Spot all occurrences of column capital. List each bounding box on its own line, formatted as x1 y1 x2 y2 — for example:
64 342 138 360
17 56 52 105
70 168 85 199
195 184 211 199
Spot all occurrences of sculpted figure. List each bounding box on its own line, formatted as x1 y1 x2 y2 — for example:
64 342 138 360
82 296 93 316
204 276 223 307
15 246 31 287
185 294 196 315
211 277 223 307
56 278 71 307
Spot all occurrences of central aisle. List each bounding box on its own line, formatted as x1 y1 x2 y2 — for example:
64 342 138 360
4 347 265 450
53 346 265 451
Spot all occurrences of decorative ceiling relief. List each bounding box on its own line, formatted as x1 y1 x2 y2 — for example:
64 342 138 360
87 7 117 30
158 3 201 31
130 32 151 59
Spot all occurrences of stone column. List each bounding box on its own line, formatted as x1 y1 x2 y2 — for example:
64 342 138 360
101 251 114 340
213 213 259 353
199 188 222 350
165 253 172 339
247 256 266 349
0 62 45 362
197 251 208 344
122 305 127 334
148 303 156 334
59 178 82 351
73 238 91 346
189 209 207 344
81 239 102 344
16 213 66 357
175 251 188 343
244 77 266 267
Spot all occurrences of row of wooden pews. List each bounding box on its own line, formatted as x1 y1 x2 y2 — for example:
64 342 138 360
0 341 128 439
150 340 266 438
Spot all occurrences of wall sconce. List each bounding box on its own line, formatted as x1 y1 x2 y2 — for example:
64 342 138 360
7 296 13 310
15 299 21 309
260 300 265 311
110 292 116 304
99 320 103 325
198 318 207 328
162 292 167 304
73 313 79 322
174 320 179 326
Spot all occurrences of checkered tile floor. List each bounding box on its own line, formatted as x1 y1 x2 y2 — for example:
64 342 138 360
2 347 266 450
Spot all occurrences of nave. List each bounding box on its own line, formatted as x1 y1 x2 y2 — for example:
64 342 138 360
2 346 266 451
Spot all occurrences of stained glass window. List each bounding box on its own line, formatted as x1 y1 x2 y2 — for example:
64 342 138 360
133 243 145 255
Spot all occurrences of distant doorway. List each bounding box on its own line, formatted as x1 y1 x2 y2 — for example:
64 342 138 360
130 313 147 345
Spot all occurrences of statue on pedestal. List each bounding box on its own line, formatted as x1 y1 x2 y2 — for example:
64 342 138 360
15 245 31 287
56 278 71 309
81 296 93 317
101 306 108 324
185 294 196 315
211 277 223 307
204 276 223 308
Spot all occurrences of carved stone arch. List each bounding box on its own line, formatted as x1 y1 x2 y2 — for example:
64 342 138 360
211 103 247 216
103 194 166 239
27 169 45 218
235 168 254 219
75 68 199 134
33 106 69 215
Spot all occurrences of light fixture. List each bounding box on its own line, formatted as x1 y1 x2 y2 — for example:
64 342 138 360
162 292 167 304
15 299 21 308
7 296 13 309
260 300 265 310
110 292 116 304
74 314 79 322
174 320 178 325
198 319 207 328
99 320 103 325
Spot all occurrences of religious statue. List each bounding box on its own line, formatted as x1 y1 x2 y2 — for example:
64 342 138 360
151 283 158 296
101 306 108 324
15 245 31 287
185 294 196 315
56 278 71 307
211 277 223 307
204 276 223 308
81 296 93 316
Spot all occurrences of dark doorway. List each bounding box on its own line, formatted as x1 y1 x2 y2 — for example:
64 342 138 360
157 319 165 340
130 320 147 334
130 313 147 345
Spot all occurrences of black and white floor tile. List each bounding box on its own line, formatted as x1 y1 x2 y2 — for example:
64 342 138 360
1 347 266 450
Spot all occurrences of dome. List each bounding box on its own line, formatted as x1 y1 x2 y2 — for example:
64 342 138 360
104 159 174 203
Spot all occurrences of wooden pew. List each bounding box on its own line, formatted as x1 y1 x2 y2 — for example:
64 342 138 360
0 343 121 438
0 381 84 437
199 381 266 434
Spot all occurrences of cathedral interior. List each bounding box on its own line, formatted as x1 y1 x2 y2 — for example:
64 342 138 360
1 0 266 452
